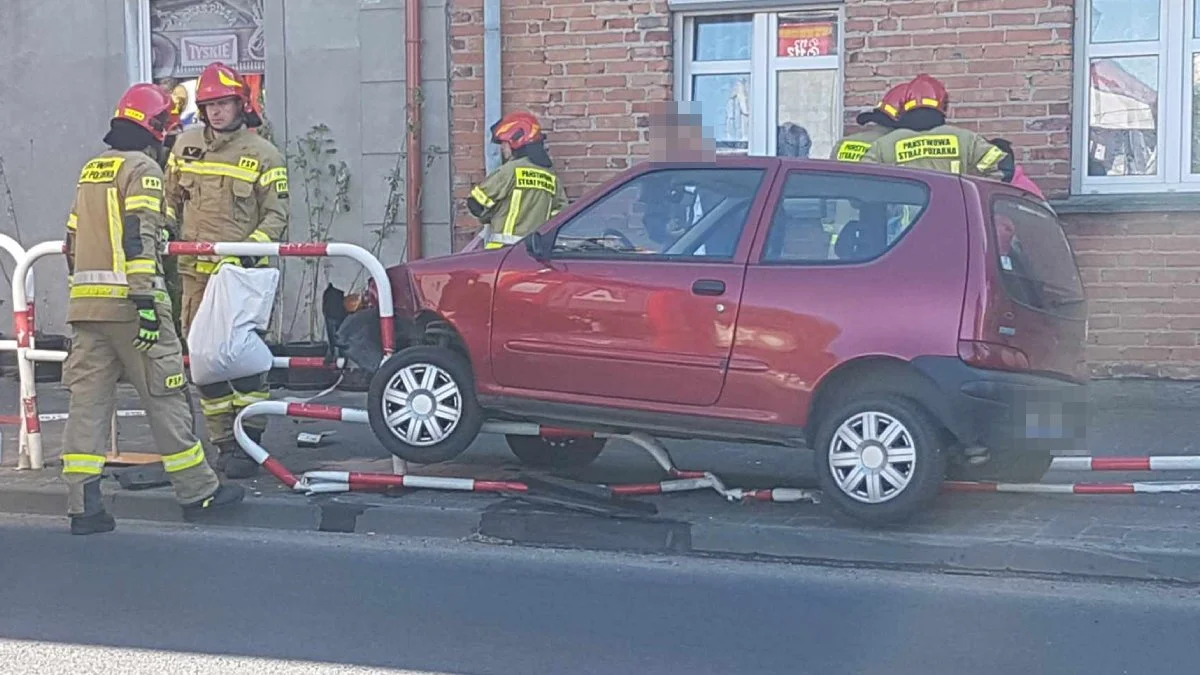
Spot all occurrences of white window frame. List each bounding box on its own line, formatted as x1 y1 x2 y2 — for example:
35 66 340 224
674 5 844 157
1072 0 1198 194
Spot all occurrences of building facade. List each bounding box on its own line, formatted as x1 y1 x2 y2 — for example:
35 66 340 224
0 0 1196 377
0 0 455 343
451 0 1200 378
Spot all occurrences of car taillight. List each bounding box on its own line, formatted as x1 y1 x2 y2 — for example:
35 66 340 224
958 340 1030 372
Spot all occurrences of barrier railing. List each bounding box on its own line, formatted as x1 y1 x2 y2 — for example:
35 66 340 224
9 239 395 470
0 233 35 465
232 401 820 503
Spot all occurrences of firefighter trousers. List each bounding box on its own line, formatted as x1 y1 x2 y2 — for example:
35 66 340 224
181 274 269 446
61 315 220 515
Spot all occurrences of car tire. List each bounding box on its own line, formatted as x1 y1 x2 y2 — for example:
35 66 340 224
367 346 483 464
506 435 608 470
813 395 947 526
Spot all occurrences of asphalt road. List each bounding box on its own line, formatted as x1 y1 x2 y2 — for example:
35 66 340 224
0 516 1197 674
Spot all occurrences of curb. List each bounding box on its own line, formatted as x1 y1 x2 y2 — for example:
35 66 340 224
0 480 483 539
3 481 1198 585
689 520 1200 584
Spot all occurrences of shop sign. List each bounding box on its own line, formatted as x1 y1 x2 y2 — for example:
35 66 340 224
179 35 240 68
777 21 835 58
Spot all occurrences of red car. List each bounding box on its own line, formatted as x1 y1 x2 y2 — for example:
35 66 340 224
337 156 1088 524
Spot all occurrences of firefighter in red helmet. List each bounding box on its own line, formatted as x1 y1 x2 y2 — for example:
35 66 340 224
165 62 289 478
467 111 568 249
61 83 244 534
862 74 1014 181
831 82 909 162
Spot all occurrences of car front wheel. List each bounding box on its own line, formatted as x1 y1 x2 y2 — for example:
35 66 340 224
367 346 483 464
813 396 946 525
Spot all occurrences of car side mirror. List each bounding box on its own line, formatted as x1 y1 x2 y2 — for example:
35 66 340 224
526 230 550 261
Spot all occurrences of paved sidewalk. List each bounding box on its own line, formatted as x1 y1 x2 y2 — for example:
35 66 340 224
2 378 1199 583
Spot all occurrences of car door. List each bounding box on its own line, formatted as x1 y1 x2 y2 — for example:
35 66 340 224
489 161 777 406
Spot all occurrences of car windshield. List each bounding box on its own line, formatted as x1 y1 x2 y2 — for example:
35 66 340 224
551 167 765 259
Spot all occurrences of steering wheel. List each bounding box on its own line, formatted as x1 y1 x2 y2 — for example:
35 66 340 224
601 228 637 252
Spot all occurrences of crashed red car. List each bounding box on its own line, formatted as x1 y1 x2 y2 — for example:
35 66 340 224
336 156 1088 524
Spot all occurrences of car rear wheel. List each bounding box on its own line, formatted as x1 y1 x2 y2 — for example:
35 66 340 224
813 396 946 526
506 435 608 470
367 346 483 464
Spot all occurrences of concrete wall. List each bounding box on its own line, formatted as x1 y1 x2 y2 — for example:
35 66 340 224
0 0 454 341
270 0 453 340
0 0 130 336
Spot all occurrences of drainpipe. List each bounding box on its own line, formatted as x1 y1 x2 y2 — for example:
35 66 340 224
405 0 424 260
483 0 502 173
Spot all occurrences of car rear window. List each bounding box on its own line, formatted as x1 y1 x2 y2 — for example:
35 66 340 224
992 197 1086 319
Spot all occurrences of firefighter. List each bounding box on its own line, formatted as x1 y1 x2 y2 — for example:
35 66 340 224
860 74 1014 181
61 83 244 535
830 82 909 162
467 111 568 248
165 62 289 479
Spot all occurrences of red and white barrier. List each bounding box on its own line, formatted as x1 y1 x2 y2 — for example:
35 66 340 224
9 238 394 469
946 481 1200 495
231 400 822 504
1048 455 1200 472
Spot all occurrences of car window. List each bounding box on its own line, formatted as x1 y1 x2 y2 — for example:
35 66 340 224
992 197 1086 319
761 171 930 264
550 167 766 260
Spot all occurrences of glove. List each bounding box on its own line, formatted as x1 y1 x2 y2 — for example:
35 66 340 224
131 295 160 351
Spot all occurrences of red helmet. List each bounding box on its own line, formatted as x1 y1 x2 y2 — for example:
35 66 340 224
490 111 544 150
195 62 252 115
877 82 910 121
904 74 949 113
113 83 175 142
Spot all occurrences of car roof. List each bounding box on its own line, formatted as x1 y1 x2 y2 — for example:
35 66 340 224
710 155 1036 193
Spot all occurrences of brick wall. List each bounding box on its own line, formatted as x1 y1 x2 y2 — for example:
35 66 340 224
1066 212 1200 379
843 0 1074 196
449 0 673 246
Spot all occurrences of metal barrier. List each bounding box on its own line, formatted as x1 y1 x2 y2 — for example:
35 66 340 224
0 233 35 464
231 401 1200 507
10 239 395 470
232 401 820 503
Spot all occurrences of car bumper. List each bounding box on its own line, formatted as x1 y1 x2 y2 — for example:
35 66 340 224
912 356 1088 454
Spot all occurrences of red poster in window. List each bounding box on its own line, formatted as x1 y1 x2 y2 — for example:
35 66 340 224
777 21 834 58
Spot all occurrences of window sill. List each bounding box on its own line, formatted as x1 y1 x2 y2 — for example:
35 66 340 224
1051 192 1200 215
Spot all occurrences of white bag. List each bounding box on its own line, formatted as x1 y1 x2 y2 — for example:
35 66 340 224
187 265 279 386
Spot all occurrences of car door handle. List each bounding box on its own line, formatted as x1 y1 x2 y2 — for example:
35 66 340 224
692 279 725 296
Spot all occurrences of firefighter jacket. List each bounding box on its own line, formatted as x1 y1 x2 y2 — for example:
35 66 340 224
165 126 289 276
830 126 890 162
860 125 1009 180
469 156 568 248
65 150 170 323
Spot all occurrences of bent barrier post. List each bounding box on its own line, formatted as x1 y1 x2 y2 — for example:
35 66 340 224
233 401 820 503
10 239 395 470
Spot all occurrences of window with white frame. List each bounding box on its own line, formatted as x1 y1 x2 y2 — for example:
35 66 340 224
676 8 843 159
1076 0 1200 193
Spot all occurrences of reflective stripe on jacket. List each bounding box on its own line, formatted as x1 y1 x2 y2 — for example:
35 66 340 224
165 126 289 276
470 156 568 249
65 150 169 323
859 125 1008 179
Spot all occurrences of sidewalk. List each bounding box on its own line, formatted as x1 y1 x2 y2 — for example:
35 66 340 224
2 378 1199 583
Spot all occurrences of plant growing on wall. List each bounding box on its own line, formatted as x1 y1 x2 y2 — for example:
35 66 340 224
280 123 351 343
350 86 445 291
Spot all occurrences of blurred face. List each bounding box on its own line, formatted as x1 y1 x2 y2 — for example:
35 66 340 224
203 97 242 131
500 142 513 161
